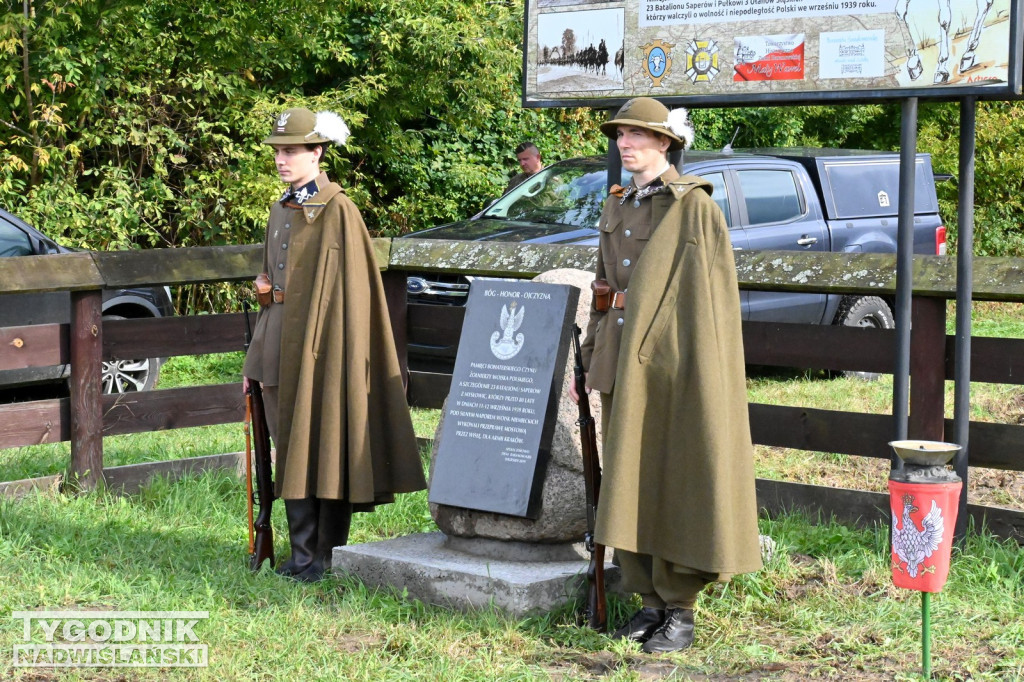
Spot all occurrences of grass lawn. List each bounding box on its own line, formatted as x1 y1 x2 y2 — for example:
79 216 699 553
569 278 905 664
0 469 1021 681
1 304 1022 679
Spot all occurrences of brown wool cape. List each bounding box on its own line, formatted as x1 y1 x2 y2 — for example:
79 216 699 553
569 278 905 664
271 182 426 503
594 177 762 577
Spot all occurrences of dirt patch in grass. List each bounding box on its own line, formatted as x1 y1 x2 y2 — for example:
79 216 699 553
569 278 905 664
333 631 388 654
757 444 1024 511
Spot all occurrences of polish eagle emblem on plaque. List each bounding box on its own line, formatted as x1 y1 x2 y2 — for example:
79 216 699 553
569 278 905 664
490 302 526 360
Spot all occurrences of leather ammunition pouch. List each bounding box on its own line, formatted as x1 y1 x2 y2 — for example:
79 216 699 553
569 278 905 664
592 279 626 312
255 273 273 306
592 279 612 312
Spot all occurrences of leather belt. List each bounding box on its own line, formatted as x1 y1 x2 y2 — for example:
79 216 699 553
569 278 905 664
611 291 626 310
272 288 284 304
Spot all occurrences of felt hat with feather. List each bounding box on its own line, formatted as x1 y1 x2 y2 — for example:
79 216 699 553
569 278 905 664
263 107 351 146
600 98 694 152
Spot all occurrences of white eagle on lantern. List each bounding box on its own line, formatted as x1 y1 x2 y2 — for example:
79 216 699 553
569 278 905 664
892 494 945 578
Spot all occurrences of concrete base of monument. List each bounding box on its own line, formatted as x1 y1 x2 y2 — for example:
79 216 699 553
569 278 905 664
330 532 621 619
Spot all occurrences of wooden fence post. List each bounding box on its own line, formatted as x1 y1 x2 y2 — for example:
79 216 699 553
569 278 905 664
68 290 104 491
909 296 947 442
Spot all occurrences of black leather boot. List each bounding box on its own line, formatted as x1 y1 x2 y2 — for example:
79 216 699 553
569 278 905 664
641 608 695 653
292 499 353 583
611 607 665 643
276 498 319 578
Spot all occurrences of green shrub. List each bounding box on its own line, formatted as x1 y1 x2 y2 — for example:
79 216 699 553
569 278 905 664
3 0 1022 316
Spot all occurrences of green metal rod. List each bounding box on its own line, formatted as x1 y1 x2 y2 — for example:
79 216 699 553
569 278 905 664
922 591 932 679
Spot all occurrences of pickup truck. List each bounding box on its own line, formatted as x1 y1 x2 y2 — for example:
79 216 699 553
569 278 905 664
402 148 946 399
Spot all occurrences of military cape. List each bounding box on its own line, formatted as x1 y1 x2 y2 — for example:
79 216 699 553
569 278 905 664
593 176 762 577
248 179 426 504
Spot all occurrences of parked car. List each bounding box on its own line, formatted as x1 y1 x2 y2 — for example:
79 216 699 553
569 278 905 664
401 149 947 403
0 207 174 399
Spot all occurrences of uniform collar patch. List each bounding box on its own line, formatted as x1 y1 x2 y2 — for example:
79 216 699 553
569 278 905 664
280 177 320 206
620 177 665 205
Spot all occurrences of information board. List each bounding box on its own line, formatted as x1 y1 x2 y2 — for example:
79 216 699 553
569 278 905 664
523 0 1022 106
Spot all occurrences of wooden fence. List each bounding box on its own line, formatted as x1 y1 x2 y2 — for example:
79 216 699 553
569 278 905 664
1 241 1022 542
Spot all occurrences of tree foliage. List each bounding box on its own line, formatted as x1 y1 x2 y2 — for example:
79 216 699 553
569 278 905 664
919 100 1024 257
1 0 1022 308
0 0 605 255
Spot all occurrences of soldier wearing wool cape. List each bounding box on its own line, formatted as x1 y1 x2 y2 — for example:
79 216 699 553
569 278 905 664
570 97 762 652
243 107 426 582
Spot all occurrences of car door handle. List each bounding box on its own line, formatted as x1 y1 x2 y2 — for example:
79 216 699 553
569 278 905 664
796 236 818 246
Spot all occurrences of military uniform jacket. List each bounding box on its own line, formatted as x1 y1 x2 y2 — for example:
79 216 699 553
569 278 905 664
584 168 762 577
580 167 680 393
243 173 426 503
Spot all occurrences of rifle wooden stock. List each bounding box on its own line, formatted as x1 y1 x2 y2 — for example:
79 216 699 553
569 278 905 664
246 379 275 571
573 324 606 632
244 398 255 556
243 303 275 572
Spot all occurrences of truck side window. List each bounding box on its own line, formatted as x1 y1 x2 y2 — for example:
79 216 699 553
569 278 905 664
0 218 33 257
737 170 803 226
700 172 731 227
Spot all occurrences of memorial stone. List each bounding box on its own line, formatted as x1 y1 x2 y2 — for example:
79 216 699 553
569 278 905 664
428 280 579 518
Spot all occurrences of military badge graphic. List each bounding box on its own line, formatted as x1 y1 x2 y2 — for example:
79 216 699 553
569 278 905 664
684 39 721 84
275 112 291 132
490 302 526 361
640 40 674 87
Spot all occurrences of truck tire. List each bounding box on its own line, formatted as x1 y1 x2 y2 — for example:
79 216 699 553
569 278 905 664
100 314 161 394
834 296 894 380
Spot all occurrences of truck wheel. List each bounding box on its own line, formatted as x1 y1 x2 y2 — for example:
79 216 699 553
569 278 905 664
835 296 894 380
100 315 161 394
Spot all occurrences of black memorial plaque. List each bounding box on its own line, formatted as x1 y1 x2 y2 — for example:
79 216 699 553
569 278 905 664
429 280 580 518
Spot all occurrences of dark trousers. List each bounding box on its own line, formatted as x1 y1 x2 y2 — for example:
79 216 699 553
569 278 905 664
615 549 712 610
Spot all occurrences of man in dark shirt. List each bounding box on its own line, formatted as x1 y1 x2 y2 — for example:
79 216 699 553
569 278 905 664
504 141 544 194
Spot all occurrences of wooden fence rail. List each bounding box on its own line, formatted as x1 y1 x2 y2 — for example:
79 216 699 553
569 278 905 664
1 241 1022 541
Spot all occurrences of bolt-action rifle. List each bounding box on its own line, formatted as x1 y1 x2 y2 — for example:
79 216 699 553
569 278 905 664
243 302 275 571
572 323 606 631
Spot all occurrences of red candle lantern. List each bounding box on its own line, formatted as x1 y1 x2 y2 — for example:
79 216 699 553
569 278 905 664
888 440 963 679
888 440 962 592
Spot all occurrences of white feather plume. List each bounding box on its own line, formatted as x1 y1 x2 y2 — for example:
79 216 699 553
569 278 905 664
666 107 694 149
309 111 351 146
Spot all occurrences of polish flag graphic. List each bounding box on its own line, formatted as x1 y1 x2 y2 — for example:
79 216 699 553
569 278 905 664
734 35 805 81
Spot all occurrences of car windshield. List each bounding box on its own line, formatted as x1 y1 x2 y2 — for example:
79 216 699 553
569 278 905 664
481 163 618 228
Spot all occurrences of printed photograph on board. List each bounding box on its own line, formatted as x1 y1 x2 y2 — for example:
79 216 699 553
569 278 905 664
536 8 626 92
